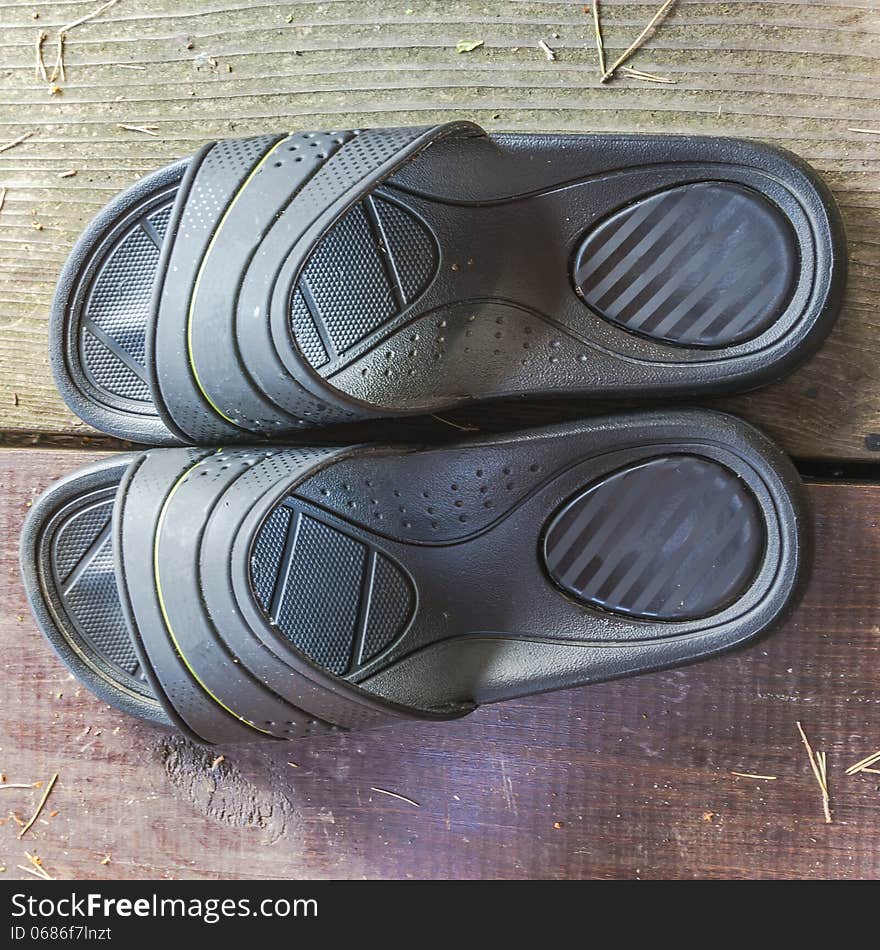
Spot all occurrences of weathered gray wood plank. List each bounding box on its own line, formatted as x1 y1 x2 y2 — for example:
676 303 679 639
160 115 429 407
0 1 878 456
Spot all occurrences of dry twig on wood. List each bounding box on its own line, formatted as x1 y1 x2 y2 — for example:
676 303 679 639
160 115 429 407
538 39 557 61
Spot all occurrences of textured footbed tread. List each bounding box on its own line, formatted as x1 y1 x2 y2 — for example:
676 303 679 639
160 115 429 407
292 195 438 368
251 501 416 675
46 491 146 692
542 455 764 620
572 182 797 347
79 199 174 406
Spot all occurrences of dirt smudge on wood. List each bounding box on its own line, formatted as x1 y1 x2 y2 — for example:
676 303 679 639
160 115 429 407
156 736 301 844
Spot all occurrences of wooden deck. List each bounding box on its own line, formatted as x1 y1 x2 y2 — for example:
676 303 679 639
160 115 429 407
0 0 878 880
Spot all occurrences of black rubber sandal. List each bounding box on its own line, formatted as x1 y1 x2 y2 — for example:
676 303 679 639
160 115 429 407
21 410 807 743
51 122 845 446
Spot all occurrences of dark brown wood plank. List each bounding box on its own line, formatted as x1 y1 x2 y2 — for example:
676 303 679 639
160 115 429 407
0 1 878 458
1 447 878 880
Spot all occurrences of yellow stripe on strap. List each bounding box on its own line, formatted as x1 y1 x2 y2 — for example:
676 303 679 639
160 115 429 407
152 453 272 736
185 137 292 426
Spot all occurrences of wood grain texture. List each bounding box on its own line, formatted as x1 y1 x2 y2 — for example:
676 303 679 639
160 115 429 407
0 1 878 458
1 447 878 880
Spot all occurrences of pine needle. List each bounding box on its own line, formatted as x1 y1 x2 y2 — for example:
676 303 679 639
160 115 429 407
40 0 120 86
621 65 676 84
796 722 831 824
845 749 880 775
116 124 159 136
0 189 7 214
848 127 880 135
730 771 777 781
369 786 420 808
430 414 479 432
0 783 35 791
23 852 53 880
17 863 50 881
18 773 58 839
0 132 35 154
49 33 66 83
591 2 606 77
60 0 119 33
600 0 676 83
34 31 48 81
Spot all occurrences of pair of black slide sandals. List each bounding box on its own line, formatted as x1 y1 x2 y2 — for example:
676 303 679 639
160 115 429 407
22 121 845 745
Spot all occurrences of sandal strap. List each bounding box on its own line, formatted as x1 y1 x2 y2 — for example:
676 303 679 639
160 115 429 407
149 122 485 442
113 447 467 743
